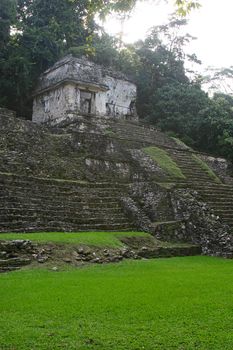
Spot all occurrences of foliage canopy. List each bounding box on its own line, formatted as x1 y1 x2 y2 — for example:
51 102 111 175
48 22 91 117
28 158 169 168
2 0 233 162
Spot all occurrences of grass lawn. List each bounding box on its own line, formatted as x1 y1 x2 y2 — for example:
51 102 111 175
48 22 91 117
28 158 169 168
0 231 150 248
1 256 233 350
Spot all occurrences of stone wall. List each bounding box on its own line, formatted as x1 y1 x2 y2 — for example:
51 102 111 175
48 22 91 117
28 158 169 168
171 189 233 257
127 182 174 222
33 83 79 124
120 181 233 258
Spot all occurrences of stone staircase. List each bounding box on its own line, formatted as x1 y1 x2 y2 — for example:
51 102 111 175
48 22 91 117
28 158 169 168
99 120 233 231
0 111 232 258
108 120 180 149
191 183 233 227
0 174 135 233
167 150 233 228
168 149 218 184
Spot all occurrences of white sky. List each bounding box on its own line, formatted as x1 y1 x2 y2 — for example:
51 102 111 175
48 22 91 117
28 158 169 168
104 0 233 70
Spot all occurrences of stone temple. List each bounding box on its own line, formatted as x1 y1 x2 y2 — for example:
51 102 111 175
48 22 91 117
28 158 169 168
0 56 233 266
32 55 137 125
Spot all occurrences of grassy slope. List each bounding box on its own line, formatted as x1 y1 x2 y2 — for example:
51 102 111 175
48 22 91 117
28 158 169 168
0 231 149 248
144 146 185 179
1 257 233 350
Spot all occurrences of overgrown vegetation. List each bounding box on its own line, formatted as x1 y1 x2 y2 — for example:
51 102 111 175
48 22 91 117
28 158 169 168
144 146 185 179
1 256 233 350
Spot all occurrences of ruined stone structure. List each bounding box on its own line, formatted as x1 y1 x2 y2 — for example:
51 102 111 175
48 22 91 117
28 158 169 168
1 107 233 259
1 61 233 261
32 56 137 125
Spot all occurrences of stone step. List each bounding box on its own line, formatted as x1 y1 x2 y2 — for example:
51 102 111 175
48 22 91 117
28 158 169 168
199 192 233 198
0 257 31 267
182 178 216 183
211 208 233 213
221 222 233 227
208 201 233 206
181 175 214 179
201 194 233 200
180 169 211 174
170 157 196 161
0 188 125 199
180 172 214 177
170 160 196 164
195 185 233 190
192 183 232 188
0 213 129 224
173 159 205 163
183 179 217 184
218 213 233 219
180 176 215 180
180 171 213 176
0 175 127 190
0 180 126 192
0 189 125 199
201 197 232 202
0 211 126 220
0 195 123 204
198 190 233 195
110 128 176 146
180 171 211 176
0 201 122 210
194 188 233 193
0 223 135 233
222 220 233 225
0 207 124 214
0 184 127 197
138 245 202 258
174 160 207 165
211 209 233 215
169 159 195 163
177 181 220 187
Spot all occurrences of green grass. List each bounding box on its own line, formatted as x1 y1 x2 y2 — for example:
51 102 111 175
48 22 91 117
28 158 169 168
1 257 233 349
192 154 222 184
0 231 149 248
144 146 186 179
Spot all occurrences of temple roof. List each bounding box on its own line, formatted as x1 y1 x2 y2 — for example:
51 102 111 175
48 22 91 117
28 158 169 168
34 55 135 96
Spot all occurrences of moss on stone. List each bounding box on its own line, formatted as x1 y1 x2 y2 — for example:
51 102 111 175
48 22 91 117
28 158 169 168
156 182 176 190
192 154 222 184
143 147 186 179
104 129 116 137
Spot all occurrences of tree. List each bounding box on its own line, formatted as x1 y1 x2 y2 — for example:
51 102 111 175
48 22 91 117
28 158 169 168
175 0 200 15
131 16 198 118
0 0 201 117
202 67 233 95
0 0 143 117
0 0 16 50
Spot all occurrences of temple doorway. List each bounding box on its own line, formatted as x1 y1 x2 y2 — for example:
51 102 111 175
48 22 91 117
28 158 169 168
80 91 95 115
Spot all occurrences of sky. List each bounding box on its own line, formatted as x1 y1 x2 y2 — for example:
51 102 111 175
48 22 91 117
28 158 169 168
104 0 233 70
